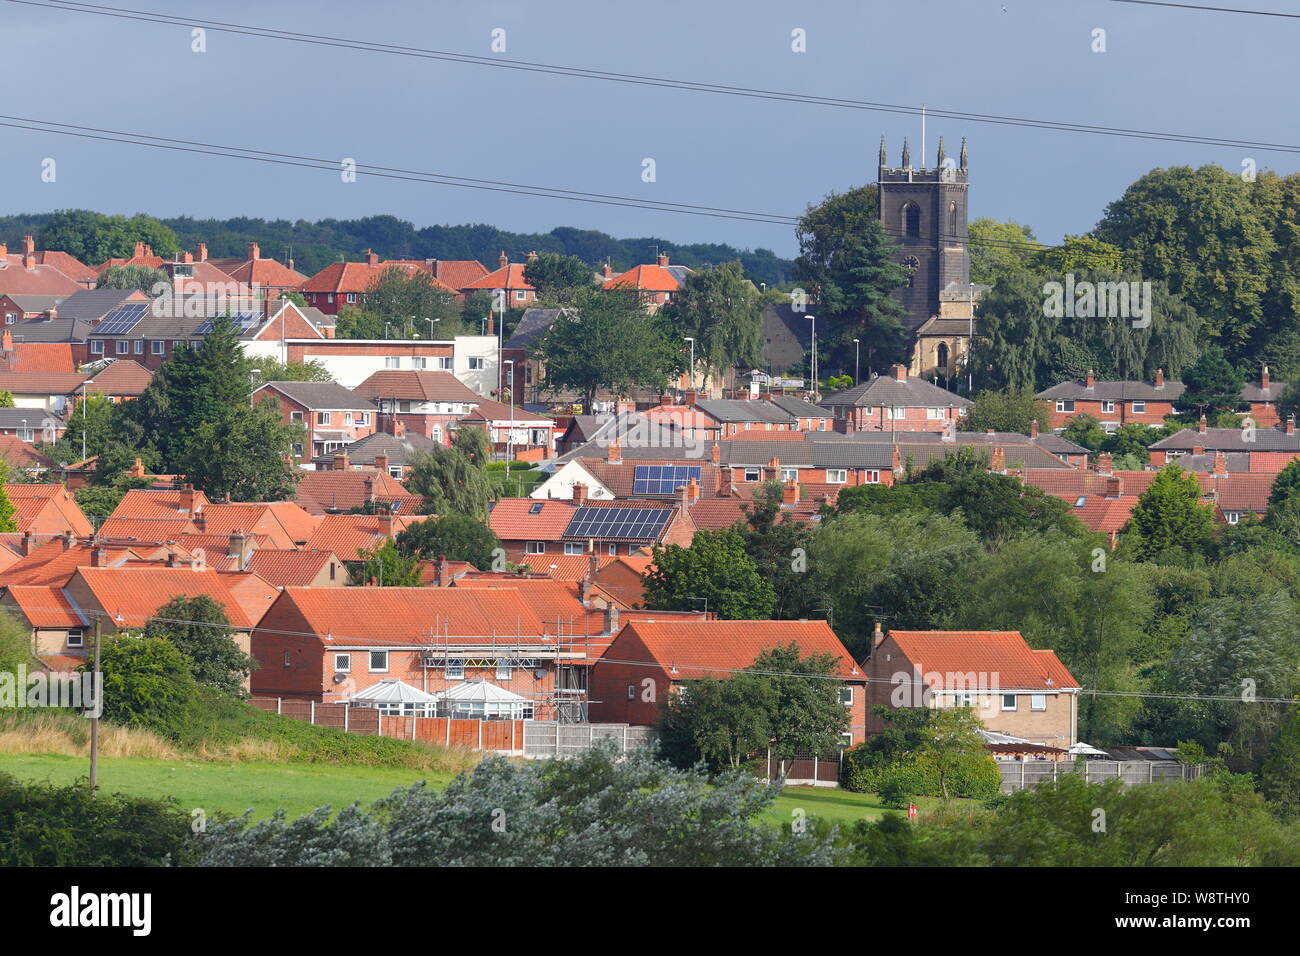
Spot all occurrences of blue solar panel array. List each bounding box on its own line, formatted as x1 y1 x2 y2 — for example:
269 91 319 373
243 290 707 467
632 464 702 495
194 312 261 335
94 303 149 335
564 507 673 540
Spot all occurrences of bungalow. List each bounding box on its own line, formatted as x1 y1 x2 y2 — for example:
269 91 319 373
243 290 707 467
864 626 1080 748
588 619 868 745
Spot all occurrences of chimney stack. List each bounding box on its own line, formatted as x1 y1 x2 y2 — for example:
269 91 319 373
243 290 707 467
990 447 1006 473
607 438 621 464
1263 365 1271 391
1095 452 1114 476
1155 367 1165 389
248 242 260 260
333 452 350 471
1 329 12 352
197 242 208 261
379 510 394 537
892 444 903 473
19 530 32 556
365 248 379 266
1212 450 1228 477
763 457 780 482
601 263 612 279
91 545 107 568
892 364 907 382
193 510 206 533
374 453 390 474
710 443 720 465
1086 369 1095 390
22 235 35 255
687 476 700 504
22 253 35 271
1198 414 1208 435
1104 475 1123 499
179 483 196 514
782 478 799 506
227 531 251 570
61 529 75 551
717 465 733 497
498 250 508 268
573 481 588 505
1030 419 1039 439
872 621 886 650
656 252 669 267
604 604 620 635
129 457 146 478
434 554 448 587
166 550 180 568
1289 415 1296 436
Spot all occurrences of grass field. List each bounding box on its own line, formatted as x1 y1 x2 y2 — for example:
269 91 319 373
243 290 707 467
0 753 450 820
0 752 962 825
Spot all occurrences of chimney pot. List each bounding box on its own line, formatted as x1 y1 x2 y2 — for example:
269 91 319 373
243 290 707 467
573 481 588 505
1263 366 1271 391
197 242 208 261
1086 369 1095 390
656 252 669 267
892 364 907 382
1155 367 1165 389
1030 419 1039 438
248 241 260 260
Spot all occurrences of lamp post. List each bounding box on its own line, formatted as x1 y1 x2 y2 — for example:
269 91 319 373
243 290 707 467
424 317 439 338
683 336 695 394
853 338 860 384
807 315 817 401
504 359 515 482
968 282 975 395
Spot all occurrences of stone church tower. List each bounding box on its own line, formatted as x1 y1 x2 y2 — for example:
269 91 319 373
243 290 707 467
877 135 971 332
876 135 981 380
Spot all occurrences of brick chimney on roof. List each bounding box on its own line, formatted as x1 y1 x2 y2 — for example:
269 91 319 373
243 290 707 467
526 250 538 263
182 251 193 264
0 243 6 257
1095 452 1114 476
892 364 907 382
379 511 394 537
129 457 146 479
990 446 1006 473
133 241 146 259
19 530 31 556
1289 415 1296 436
573 481 588 505
1263 365 1271 391
601 263 612 279
62 529 75 551
892 444 902 473
1155 367 1165 389
22 235 34 255
1212 450 1228 477
782 477 799 505
657 252 669 267
1086 369 1095 390
710 442 720 464
364 249 379 266
1104 475 1123 499
687 476 700 504
2 329 12 352
333 452 350 471
91 544 107 567
872 621 886 651
197 242 208 261
22 253 35 271
374 453 389 474
717 465 732 497
248 242 260 260
764 457 780 482
607 439 621 464
1198 414 1208 435
498 251 508 268
1030 419 1039 439
228 530 251 570
179 483 196 514
1193 443 1205 457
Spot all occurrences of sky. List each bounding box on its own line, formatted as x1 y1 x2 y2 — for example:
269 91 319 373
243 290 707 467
2 0 1295 259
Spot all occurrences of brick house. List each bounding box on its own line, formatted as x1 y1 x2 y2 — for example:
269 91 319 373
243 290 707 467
252 381 378 461
352 369 488 442
285 336 498 394
207 242 306 295
589 619 868 745
4 485 93 536
250 586 609 718
601 253 690 312
1148 417 1300 470
459 252 537 306
1242 367 1288 427
864 627 1080 748
3 236 96 288
299 251 458 315
489 495 696 563
819 364 972 433
1036 369 1183 432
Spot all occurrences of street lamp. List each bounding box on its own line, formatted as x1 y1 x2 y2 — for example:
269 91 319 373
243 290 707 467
968 282 975 395
853 338 860 384
425 317 439 338
807 315 817 401
504 359 515 481
683 336 695 394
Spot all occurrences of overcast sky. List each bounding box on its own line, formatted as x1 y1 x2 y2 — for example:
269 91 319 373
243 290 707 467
3 0 1293 258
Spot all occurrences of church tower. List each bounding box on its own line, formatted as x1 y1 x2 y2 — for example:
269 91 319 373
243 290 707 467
877 135 970 331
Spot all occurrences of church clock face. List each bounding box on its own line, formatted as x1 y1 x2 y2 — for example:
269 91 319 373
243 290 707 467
902 255 920 273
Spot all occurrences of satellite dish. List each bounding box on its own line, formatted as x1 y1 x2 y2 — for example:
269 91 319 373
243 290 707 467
533 668 546 680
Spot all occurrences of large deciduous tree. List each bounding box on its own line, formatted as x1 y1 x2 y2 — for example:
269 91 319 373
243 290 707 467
662 261 764 385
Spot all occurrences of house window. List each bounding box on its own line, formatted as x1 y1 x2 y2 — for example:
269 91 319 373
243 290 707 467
90 340 104 354
134 340 144 354
1131 400 1146 413
839 687 853 706
4 313 13 325
329 563 336 581
781 468 798 481
468 356 485 370
496 662 512 681
1226 511 1241 525
369 651 389 673
827 469 847 483
564 542 583 555
515 290 526 301
744 467 760 482
67 629 84 649
927 407 943 419
865 470 881 484
1031 694 1047 712
283 652 292 668
334 653 351 673
151 340 164 355
446 659 465 680
389 467 403 479
1055 400 1075 413
290 411 303 424
173 341 184 351
1101 400 1115 414
117 341 130 355
17 426 34 442
291 443 303 457
385 356 400 369
953 692 973 707
888 407 906 419
355 413 370 426
1001 694 1017 711
346 293 357 303
434 357 453 370
316 411 331 425
525 541 546 555
608 543 617 556
627 684 636 700
839 733 853 748
327 294 335 303
412 357 427 370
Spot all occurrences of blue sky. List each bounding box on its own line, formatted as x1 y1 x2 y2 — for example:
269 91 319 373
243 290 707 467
3 0 1294 258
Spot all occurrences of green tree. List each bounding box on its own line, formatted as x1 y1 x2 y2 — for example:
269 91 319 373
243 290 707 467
967 218 1041 288
738 481 822 619
142 595 256 696
39 209 180 264
0 390 14 408
363 266 462 337
642 528 776 620
522 252 594 304
352 539 424 587
657 673 775 770
1122 465 1216 561
89 634 199 737
1262 705 1300 817
394 514 502 569
96 264 169 295
536 288 680 411
1036 234 1124 273
405 445 492 518
1062 413 1108 452
0 462 15 533
663 261 764 385
922 707 994 801
963 389 1052 434
1180 345 1245 416
750 643 850 771
248 357 333 389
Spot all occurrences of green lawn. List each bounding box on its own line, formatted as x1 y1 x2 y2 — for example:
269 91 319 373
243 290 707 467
0 754 451 821
0 753 964 826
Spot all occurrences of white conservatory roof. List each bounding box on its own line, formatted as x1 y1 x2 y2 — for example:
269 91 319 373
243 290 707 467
441 679 527 704
350 679 440 704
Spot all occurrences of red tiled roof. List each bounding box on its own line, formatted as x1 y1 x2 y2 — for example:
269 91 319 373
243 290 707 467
1072 496 1139 535
604 264 681 292
220 257 307 289
4 249 95 282
0 438 58 470
432 260 489 290
461 263 534 292
109 488 211 519
4 484 93 535
303 514 424 558
95 517 193 541
3 585 88 627
293 471 421 515
353 370 481 403
84 360 153 396
0 260 83 295
489 498 577 540
2 344 77 373
73 566 258 629
2 541 142 586
609 619 861 679
264 586 549 645
451 578 615 632
301 260 455 295
245 549 339 586
0 371 88 394
887 630 1078 690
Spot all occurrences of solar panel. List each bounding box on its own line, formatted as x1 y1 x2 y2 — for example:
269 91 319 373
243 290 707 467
95 303 149 335
564 506 673 540
195 312 261 335
632 464 702 495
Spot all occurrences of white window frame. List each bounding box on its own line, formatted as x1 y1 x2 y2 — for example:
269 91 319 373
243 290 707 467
384 356 400 369
90 340 104 354
369 650 389 673
525 541 546 555
496 662 513 681
781 468 798 481
827 469 848 484
1100 400 1115 414
316 411 331 426
743 467 760 482
1131 400 1146 413
514 290 527 301
151 340 164 355
445 659 465 680
434 356 453 370
468 356 485 370
1055 400 1075 413
283 651 292 668
116 341 130 355
927 407 944 419
839 733 853 748
346 293 357 304
66 629 84 649
564 542 584 555
411 357 427 370
1226 511 1240 525
334 653 351 672
1031 694 1047 712
839 687 853 706
1001 693 1017 711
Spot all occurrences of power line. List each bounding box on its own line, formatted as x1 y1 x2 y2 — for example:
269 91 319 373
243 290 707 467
11 0 1300 155
1110 0 1300 18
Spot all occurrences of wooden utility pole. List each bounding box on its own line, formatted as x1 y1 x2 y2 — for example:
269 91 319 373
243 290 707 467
89 615 101 795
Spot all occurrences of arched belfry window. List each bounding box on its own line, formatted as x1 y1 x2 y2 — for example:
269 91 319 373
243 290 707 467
903 202 921 239
949 201 959 240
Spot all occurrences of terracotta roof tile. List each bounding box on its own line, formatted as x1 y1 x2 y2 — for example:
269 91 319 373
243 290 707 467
353 370 481 403
293 471 420 515
886 630 1078 690
609 619 861 679
73 566 258 629
244 549 339 586
3 585 89 627
303 514 424 558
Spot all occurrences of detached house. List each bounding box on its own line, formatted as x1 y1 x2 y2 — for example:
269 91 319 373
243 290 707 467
252 381 378 461
864 627 1080 748
819 365 972 433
